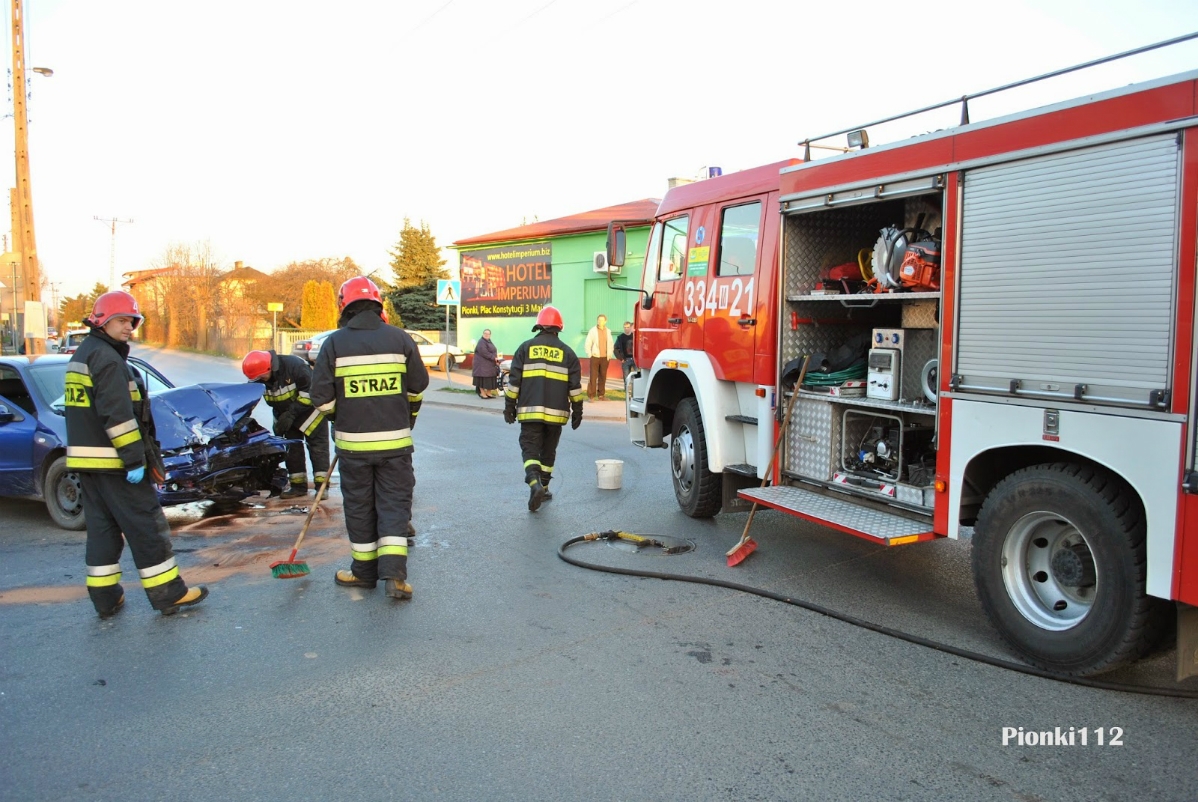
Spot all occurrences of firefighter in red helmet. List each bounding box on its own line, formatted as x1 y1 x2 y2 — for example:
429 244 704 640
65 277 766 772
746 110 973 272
66 291 208 617
309 277 429 600
241 348 330 498
504 305 584 511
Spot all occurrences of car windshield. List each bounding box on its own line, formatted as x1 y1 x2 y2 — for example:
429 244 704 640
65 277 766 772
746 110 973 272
409 332 430 344
29 359 172 413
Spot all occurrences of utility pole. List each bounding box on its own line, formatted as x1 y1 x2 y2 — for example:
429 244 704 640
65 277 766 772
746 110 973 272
94 216 133 291
11 0 42 353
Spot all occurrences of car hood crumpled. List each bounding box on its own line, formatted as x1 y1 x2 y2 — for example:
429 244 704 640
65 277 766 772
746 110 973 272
150 382 266 452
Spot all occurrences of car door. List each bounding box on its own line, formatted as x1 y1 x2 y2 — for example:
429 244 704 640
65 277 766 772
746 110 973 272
0 397 37 495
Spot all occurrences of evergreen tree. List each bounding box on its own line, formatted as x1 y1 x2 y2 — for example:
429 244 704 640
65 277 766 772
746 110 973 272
300 280 337 330
387 279 453 331
389 218 447 288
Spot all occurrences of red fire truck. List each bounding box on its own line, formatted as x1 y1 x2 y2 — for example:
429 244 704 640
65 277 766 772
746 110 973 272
607 43 1198 676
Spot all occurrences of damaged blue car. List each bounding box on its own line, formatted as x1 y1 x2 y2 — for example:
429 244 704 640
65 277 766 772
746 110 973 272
0 354 292 529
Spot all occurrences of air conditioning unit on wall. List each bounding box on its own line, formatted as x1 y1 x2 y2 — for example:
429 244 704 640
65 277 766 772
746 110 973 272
593 251 619 274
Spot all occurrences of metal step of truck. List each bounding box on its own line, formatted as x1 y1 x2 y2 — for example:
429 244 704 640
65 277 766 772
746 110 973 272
738 485 937 546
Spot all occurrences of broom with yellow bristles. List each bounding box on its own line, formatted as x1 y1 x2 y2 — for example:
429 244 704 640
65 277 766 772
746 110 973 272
271 455 338 579
726 356 808 567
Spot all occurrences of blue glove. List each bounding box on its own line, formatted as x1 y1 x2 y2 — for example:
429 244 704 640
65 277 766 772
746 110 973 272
126 466 145 484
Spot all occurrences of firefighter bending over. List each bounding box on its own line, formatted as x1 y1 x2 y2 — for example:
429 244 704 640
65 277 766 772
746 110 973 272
241 348 330 498
310 277 429 600
504 305 584 512
66 291 208 618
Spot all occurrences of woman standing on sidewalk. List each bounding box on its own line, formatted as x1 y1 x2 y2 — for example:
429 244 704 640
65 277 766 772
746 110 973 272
472 329 501 398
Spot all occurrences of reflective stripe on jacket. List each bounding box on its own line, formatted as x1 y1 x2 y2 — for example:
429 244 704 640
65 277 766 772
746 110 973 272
506 332 583 425
261 352 325 432
309 310 430 458
64 330 148 473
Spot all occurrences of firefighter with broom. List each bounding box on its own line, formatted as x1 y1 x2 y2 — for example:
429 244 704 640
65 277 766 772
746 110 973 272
309 276 428 599
504 305 584 511
65 291 208 618
240 348 330 498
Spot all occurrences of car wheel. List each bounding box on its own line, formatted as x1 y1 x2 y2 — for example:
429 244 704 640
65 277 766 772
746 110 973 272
438 353 455 372
44 455 86 530
971 462 1168 676
670 398 721 518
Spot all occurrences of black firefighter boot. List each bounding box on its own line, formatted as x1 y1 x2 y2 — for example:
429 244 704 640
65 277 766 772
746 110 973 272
527 471 546 512
281 482 308 499
540 471 553 502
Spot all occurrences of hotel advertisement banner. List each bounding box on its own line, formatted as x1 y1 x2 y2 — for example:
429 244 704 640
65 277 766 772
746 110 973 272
459 242 552 318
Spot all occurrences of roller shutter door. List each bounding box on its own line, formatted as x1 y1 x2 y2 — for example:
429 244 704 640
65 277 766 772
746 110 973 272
955 134 1179 408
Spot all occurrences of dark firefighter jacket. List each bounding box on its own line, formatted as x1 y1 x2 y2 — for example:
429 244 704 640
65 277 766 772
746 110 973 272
309 309 430 457
261 351 325 436
64 329 154 473
506 330 584 424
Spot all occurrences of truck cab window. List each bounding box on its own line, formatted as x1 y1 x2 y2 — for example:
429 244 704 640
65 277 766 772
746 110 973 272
658 215 689 282
717 201 761 277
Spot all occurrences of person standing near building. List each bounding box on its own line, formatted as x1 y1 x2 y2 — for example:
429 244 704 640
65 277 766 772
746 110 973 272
471 329 501 398
504 306 584 512
310 277 429 600
240 349 330 497
583 314 614 400
613 320 635 383
66 291 208 618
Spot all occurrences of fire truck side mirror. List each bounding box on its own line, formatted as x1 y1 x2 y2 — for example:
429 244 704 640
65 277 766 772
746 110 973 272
606 223 627 268
641 294 654 310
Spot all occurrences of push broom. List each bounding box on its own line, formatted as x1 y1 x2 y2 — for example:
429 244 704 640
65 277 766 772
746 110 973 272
726 356 809 567
271 455 338 579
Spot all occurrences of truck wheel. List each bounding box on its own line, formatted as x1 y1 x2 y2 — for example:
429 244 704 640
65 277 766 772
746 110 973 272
670 398 721 518
44 456 86 531
971 462 1167 676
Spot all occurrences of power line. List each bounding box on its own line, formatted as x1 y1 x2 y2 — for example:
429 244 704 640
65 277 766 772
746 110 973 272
93 216 133 290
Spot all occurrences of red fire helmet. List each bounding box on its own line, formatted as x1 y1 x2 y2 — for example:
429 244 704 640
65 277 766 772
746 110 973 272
533 305 563 331
86 291 143 330
338 276 383 311
241 350 272 381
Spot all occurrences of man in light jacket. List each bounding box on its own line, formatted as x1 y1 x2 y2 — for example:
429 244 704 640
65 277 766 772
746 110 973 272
583 314 614 401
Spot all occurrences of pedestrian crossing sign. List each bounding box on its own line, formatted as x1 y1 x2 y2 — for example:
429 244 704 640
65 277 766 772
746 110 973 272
436 279 461 306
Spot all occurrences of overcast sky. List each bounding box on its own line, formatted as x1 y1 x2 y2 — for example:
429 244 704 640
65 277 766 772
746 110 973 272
4 0 1198 298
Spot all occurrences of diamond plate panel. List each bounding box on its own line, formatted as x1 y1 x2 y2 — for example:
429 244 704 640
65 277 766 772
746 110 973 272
901 300 939 329
783 201 905 296
901 328 938 404
785 395 837 480
740 484 933 541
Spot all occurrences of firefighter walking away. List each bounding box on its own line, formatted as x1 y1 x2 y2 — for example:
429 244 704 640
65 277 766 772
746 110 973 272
66 291 208 618
310 277 429 600
240 348 330 497
504 305 584 511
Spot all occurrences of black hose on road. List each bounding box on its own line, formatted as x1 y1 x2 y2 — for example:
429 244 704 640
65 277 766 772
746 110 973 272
558 534 1198 700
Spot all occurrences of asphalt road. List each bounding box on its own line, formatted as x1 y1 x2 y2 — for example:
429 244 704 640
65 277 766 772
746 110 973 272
1 347 1196 801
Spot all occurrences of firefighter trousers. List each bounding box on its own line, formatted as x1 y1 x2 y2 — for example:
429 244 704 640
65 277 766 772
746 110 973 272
284 417 330 488
80 472 188 612
519 422 563 488
338 452 414 583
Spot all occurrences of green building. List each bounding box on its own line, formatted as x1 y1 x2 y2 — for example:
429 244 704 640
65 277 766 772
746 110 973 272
449 199 658 360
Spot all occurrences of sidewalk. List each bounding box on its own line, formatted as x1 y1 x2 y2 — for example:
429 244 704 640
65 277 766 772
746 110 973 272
424 368 627 420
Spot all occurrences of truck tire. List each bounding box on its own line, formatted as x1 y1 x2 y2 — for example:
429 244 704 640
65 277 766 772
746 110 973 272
44 456 86 531
670 398 721 518
971 462 1168 676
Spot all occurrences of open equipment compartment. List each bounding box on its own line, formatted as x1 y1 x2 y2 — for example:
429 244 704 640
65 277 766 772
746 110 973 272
779 188 944 510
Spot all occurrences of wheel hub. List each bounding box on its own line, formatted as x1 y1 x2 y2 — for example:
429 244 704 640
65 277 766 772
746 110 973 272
1050 543 1096 588
671 428 695 491
1000 512 1097 631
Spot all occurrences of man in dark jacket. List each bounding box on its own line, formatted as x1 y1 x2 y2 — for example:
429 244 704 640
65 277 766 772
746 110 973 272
504 305 584 512
241 349 330 497
310 277 429 600
66 291 208 618
613 320 635 382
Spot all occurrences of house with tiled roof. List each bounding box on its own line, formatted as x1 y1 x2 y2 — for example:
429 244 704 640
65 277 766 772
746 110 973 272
450 199 658 363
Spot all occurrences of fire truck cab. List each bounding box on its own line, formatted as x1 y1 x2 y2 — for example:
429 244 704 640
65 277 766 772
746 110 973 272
608 63 1198 677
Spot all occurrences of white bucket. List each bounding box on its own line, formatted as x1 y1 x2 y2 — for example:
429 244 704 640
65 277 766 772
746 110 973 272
596 459 624 490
